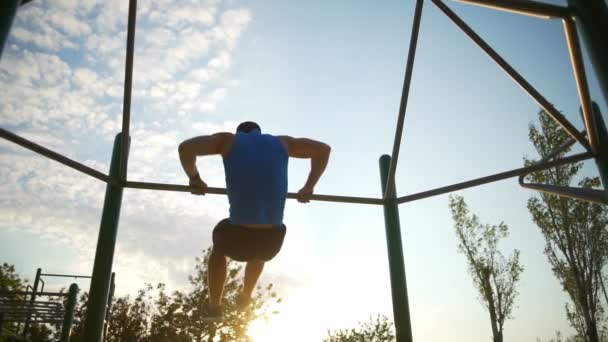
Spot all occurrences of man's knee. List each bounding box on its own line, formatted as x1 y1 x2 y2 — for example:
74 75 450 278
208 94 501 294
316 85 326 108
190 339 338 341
209 247 226 262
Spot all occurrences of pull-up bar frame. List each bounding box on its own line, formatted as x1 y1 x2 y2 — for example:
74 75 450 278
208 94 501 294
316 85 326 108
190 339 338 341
1 0 607 341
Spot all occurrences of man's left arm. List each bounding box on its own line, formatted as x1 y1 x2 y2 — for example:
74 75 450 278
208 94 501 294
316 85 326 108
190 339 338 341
178 132 232 194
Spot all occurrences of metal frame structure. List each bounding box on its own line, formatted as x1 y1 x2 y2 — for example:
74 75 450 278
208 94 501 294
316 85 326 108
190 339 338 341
1 0 607 341
0 284 79 342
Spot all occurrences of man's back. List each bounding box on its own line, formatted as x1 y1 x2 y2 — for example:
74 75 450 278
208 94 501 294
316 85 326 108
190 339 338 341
223 131 288 226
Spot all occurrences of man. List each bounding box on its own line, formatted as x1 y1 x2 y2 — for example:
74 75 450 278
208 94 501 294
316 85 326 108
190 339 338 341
178 121 331 319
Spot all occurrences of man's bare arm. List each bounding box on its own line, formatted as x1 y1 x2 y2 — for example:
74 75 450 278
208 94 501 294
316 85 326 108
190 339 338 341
279 136 331 202
178 132 232 194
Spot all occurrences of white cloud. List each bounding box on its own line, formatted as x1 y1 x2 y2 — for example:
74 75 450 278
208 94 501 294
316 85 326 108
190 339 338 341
47 10 92 37
211 9 251 49
2 0 253 296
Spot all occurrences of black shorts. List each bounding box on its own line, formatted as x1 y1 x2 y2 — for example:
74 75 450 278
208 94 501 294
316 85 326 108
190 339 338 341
212 219 287 262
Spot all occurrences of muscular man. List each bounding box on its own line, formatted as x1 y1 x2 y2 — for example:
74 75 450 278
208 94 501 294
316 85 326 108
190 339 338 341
178 121 330 319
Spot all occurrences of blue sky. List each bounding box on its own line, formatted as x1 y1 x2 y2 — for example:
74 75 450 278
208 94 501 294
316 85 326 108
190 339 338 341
1 0 607 341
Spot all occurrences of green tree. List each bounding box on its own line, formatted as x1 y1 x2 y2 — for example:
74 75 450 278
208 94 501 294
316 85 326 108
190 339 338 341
449 195 523 342
69 248 280 342
0 263 54 342
323 315 395 342
524 110 608 342
0 263 26 291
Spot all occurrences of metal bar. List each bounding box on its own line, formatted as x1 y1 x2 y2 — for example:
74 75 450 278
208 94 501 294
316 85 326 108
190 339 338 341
119 0 137 182
432 0 591 152
0 291 68 297
567 0 608 101
3 318 63 324
60 284 78 342
456 0 568 19
83 133 127 342
0 128 112 184
22 267 41 337
0 301 63 307
396 151 592 204
518 182 608 204
40 273 92 279
385 0 425 200
125 181 385 205
379 155 413 342
2 306 63 317
563 18 599 154
40 278 45 292
592 103 608 193
103 272 115 341
0 0 19 60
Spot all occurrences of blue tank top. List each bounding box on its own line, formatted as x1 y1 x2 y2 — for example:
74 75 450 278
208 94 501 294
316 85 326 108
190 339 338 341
222 131 288 225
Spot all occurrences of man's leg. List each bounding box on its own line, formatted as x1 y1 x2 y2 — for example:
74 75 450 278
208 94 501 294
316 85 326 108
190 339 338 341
208 246 227 309
241 260 265 305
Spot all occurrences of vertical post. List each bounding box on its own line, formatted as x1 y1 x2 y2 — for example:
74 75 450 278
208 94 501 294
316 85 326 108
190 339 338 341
567 0 608 101
592 103 608 193
385 0 424 198
22 267 41 337
60 284 79 342
103 272 116 341
83 133 128 342
119 0 138 182
0 0 19 60
379 155 413 342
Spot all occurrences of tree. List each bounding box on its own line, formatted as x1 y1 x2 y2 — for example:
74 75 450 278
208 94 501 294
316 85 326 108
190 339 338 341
323 315 395 342
68 248 281 342
524 110 608 342
0 263 26 291
1 249 281 342
449 195 523 342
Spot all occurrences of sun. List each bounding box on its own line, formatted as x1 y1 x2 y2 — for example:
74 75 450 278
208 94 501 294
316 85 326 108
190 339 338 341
245 294 324 342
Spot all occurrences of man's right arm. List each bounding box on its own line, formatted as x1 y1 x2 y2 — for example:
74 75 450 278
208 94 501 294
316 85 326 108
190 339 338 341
279 136 331 203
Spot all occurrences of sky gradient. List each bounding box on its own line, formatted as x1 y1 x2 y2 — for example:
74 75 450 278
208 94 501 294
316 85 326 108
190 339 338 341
1 0 607 341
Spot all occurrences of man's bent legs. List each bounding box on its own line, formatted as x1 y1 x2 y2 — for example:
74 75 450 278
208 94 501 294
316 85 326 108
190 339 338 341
208 247 227 309
241 260 265 305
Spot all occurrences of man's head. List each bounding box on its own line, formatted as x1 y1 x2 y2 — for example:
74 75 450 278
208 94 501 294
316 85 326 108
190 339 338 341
236 121 261 134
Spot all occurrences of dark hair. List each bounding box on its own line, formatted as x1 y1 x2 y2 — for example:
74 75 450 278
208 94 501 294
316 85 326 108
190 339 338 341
236 121 261 133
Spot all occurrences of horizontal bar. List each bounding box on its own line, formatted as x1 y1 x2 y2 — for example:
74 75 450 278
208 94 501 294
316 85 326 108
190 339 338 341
125 181 385 205
0 301 62 307
563 17 599 154
385 0 424 199
0 128 112 184
0 290 68 297
3 318 63 323
2 309 63 314
397 152 592 204
432 0 591 152
40 273 92 279
456 0 568 19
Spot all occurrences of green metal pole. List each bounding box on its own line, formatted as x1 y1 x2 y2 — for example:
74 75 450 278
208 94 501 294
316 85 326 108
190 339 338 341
83 133 128 342
568 0 608 102
0 0 19 60
22 267 41 337
379 154 413 342
103 272 116 341
592 103 608 193
60 283 79 342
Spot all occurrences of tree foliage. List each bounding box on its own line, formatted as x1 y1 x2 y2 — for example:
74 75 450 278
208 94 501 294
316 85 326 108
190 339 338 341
1 248 281 342
525 110 608 342
449 195 523 342
323 315 395 342
0 263 26 291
